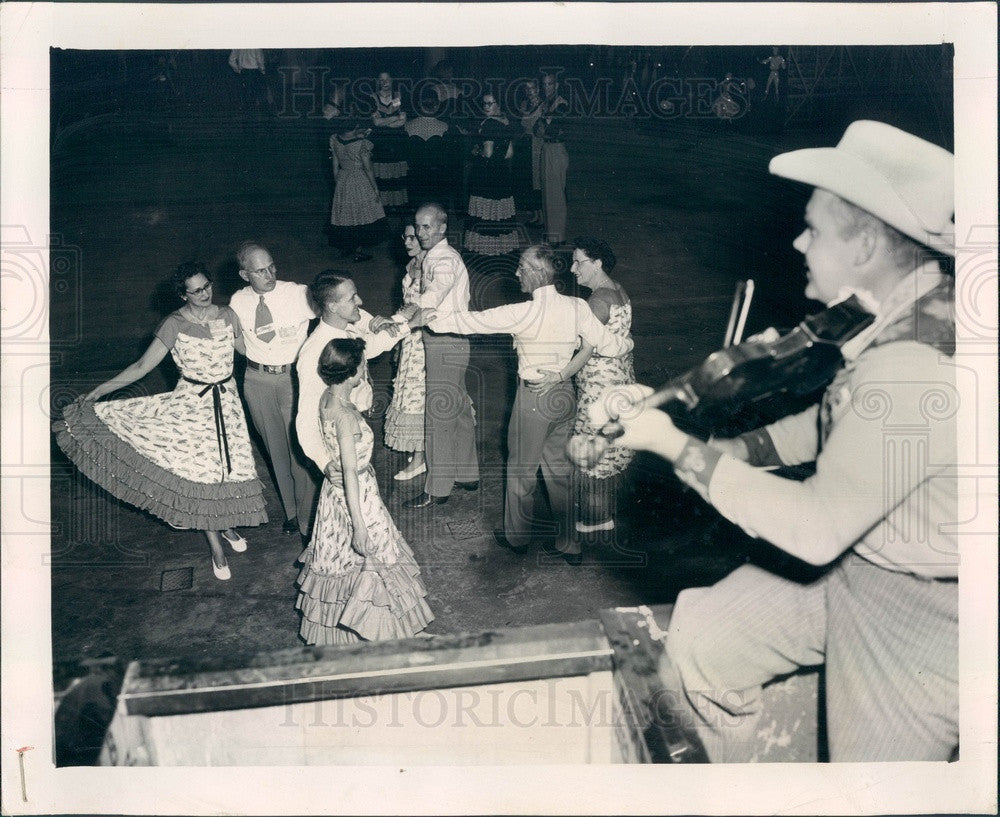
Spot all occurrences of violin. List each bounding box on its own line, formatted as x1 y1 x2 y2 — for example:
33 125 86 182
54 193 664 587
572 292 875 468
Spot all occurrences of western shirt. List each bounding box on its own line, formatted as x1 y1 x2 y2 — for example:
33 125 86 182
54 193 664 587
429 284 633 380
416 239 470 321
674 266 958 578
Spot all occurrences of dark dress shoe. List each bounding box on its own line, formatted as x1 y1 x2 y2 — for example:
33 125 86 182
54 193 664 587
493 529 527 555
404 491 449 509
282 517 299 535
542 541 583 566
455 480 479 491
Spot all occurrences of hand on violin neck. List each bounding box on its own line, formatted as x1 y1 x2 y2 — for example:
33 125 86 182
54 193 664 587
744 326 781 345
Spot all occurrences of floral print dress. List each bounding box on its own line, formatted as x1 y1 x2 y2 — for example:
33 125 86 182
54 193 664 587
573 301 637 479
384 256 426 453
296 409 433 645
54 307 267 530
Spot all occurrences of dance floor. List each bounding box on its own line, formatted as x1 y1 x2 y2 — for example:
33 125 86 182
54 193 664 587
49 93 887 667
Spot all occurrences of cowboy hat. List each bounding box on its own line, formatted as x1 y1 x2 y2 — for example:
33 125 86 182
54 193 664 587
769 120 955 255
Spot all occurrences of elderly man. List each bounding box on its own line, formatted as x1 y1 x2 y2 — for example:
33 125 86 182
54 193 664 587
429 244 633 562
403 203 480 508
585 121 957 761
229 242 316 540
296 270 429 488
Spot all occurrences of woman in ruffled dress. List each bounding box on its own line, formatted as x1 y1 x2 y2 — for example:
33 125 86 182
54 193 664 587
383 224 427 481
53 262 267 581
329 122 386 263
296 337 434 645
464 93 520 256
569 237 636 538
369 71 409 210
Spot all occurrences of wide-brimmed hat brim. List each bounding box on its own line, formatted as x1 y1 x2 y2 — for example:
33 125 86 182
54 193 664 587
770 145 955 256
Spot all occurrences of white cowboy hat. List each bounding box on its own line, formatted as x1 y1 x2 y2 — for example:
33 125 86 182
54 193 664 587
769 120 955 255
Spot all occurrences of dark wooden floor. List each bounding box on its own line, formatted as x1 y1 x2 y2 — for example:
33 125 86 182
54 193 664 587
47 69 914 670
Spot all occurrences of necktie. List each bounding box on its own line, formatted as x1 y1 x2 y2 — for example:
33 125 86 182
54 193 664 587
255 295 276 342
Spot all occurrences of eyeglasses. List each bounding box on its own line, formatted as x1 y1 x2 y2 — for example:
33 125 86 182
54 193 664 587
186 282 213 296
251 263 276 276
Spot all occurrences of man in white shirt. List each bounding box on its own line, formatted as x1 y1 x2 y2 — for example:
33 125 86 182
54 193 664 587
403 203 480 508
229 242 316 540
428 244 633 561
296 270 430 480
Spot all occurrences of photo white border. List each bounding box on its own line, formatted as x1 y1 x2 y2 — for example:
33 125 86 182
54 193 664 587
2 2 996 814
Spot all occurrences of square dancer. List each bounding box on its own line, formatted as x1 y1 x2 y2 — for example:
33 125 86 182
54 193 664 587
403 204 481 508
230 242 317 540
427 244 632 562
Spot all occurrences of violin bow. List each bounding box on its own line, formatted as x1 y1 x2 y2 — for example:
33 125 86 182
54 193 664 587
722 279 754 348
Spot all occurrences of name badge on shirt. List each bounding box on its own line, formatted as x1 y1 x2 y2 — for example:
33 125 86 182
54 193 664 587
254 323 275 338
208 319 228 337
278 325 298 341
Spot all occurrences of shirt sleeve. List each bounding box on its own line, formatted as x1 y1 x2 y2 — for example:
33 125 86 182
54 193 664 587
220 306 242 339
417 258 456 310
294 283 316 321
154 314 181 349
359 310 406 358
430 303 533 336
698 342 956 567
758 406 821 466
295 338 330 472
574 301 634 357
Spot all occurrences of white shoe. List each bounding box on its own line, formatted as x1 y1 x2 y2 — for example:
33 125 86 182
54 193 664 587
221 530 248 552
575 519 615 533
212 558 231 580
394 461 427 481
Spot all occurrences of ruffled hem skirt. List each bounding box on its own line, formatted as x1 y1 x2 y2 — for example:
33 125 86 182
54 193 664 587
54 399 268 530
464 224 522 256
296 548 434 645
383 407 425 452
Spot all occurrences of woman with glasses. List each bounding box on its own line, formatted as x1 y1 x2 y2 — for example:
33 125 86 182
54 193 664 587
54 262 267 581
569 237 636 541
383 224 428 481
464 93 519 256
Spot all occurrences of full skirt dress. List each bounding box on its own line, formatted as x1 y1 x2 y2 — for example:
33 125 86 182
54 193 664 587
464 117 520 256
296 412 433 645
573 302 637 479
53 308 268 530
383 257 426 453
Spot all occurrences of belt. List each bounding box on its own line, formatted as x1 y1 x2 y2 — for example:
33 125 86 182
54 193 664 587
182 374 234 475
543 138 565 144
246 360 292 374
